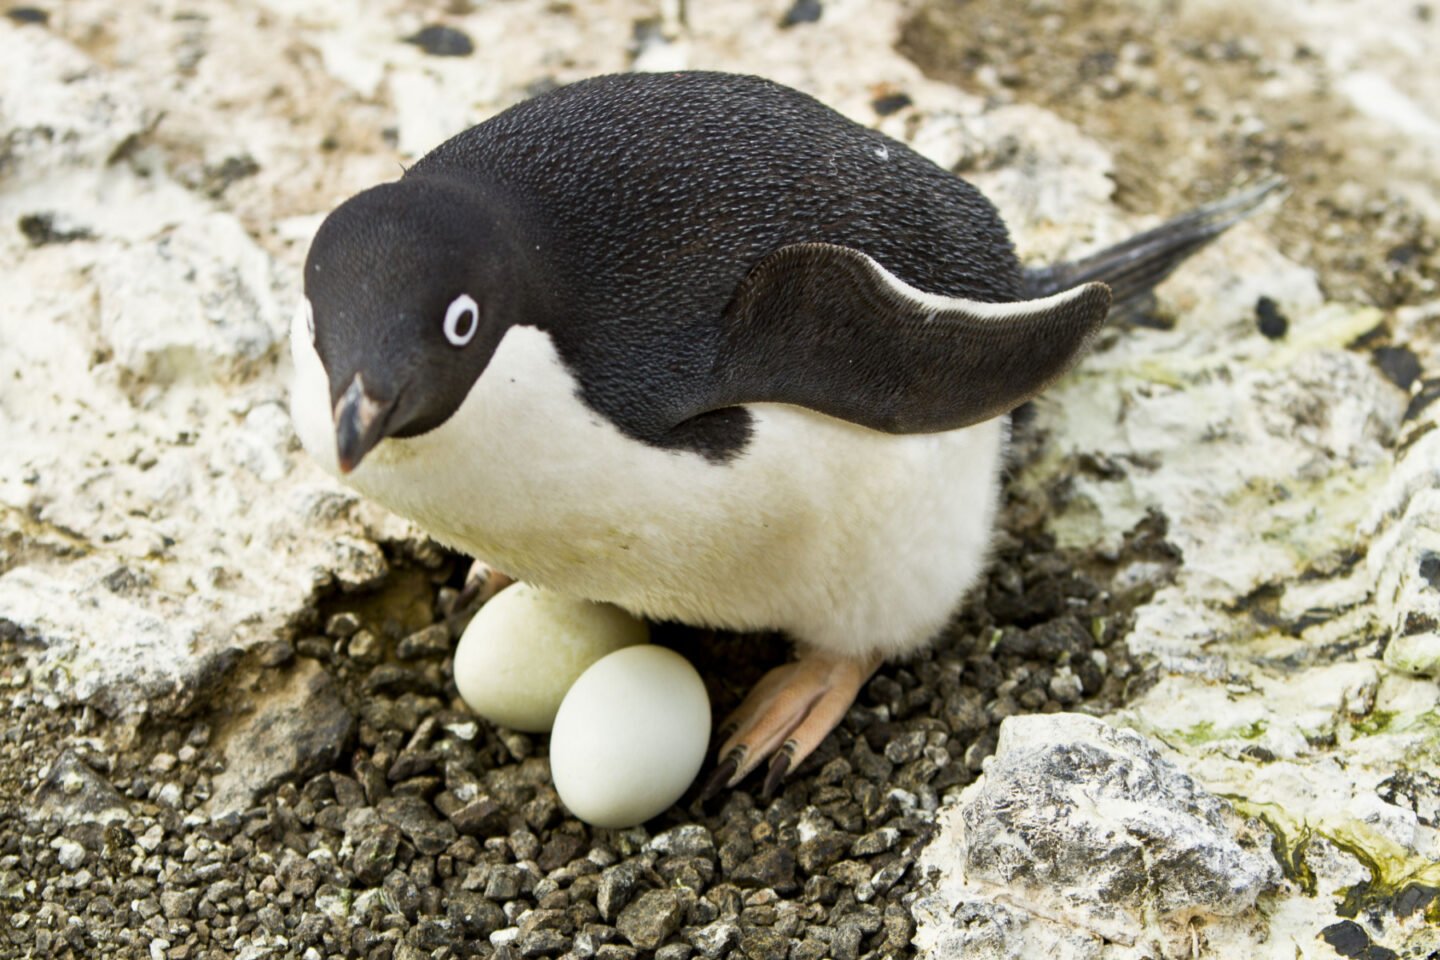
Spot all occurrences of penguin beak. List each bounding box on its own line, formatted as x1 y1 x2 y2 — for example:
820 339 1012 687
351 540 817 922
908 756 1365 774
333 373 393 473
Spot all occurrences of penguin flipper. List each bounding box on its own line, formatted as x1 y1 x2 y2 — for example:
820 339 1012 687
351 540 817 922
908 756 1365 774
705 243 1112 433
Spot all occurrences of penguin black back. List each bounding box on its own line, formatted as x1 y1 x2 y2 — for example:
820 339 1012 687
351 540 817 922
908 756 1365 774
406 72 1026 457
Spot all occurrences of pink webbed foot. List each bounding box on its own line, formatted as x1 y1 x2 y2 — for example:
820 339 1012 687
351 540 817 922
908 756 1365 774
700 648 883 799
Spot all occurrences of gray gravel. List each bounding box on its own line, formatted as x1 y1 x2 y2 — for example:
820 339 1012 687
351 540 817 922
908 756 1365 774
0 436 1163 958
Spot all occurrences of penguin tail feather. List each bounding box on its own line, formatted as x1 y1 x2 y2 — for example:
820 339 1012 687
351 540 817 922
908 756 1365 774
1022 177 1286 321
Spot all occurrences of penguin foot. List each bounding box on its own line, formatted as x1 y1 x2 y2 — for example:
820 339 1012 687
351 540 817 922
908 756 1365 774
699 649 883 800
455 561 514 609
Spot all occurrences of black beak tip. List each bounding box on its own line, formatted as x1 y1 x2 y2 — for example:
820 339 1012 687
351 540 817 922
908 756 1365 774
333 374 391 475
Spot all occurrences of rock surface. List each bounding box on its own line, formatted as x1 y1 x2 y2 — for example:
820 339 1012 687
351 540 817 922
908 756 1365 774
915 714 1278 956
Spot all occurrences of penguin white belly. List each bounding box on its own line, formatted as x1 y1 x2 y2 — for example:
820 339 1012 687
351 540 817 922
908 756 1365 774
291 320 1004 659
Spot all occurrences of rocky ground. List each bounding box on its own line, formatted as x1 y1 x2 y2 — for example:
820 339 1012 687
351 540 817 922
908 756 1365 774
3 0 1439 958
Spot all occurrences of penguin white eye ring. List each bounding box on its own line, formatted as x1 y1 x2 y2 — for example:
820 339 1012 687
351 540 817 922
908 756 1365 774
444 293 480 346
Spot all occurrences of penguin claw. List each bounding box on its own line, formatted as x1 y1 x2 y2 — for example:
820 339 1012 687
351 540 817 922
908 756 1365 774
703 649 883 798
698 748 743 802
761 744 793 799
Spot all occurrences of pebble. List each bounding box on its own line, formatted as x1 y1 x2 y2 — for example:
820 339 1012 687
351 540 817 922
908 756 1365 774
404 24 474 57
398 623 451 659
615 889 686 949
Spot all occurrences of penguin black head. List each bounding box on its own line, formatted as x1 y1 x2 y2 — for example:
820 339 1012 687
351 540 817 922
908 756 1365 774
302 176 534 472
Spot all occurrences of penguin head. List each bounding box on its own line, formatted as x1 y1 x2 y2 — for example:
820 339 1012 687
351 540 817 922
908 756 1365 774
301 177 529 472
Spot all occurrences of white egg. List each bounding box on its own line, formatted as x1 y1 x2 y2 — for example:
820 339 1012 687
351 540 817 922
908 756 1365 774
452 582 648 733
550 645 711 829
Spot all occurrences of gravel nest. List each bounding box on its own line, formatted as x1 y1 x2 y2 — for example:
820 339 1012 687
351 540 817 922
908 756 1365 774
0 416 1175 960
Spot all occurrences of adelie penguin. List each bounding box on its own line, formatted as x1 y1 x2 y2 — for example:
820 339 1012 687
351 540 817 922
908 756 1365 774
291 71 1278 797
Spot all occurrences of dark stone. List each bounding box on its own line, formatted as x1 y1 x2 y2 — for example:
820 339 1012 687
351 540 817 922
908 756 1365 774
655 855 715 895
382 869 421 921
796 831 851 875
518 929 571 957
731 847 797 894
879 903 915 954
278 850 319 897
388 749 437 781
404 24 474 56
447 890 506 937
326 611 363 638
872 92 913 116
539 831 587 872
1320 920 1370 957
780 0 821 27
1403 611 1437 636
254 639 295 667
1255 296 1288 339
18 213 92 246
485 864 526 900
792 938 829 960
615 889 685 950
397 623 451 659
851 827 899 857
883 730 927 764
828 921 864 960
445 795 507 836
203 154 260 198
597 859 644 921
378 795 457 855
647 824 716 859
351 824 402 886
1393 883 1439 917
295 636 333 661
687 919 739 959
995 615 1091 659
595 946 638 960
365 664 441 696
739 927 789 960
850 739 893 783
6 6 48 25
1374 345 1422 390
1419 552 1440 590
520 908 573 937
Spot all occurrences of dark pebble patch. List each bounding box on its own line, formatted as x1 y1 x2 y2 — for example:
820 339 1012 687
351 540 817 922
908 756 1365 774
1372 345 1422 391
1255 295 1288 339
0 448 1165 957
780 0 822 28
18 213 93 246
405 24 475 57
5 5 46 24
872 92 913 116
1321 919 1371 957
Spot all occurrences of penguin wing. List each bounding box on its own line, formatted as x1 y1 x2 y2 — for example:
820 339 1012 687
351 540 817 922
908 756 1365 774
703 243 1112 433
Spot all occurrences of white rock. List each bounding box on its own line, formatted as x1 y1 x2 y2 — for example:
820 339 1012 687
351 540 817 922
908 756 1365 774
916 714 1278 955
94 214 282 385
53 839 86 871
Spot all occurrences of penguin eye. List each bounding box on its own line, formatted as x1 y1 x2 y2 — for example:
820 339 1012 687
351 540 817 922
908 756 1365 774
443 294 480 347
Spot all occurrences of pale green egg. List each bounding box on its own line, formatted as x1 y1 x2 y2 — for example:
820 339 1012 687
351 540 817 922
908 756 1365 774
453 582 648 732
550 645 711 829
